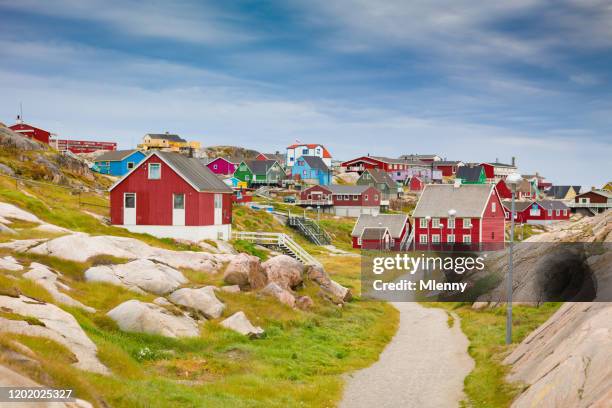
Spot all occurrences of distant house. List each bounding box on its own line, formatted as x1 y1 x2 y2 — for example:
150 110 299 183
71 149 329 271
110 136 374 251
515 179 538 200
479 158 517 181
412 184 505 250
341 155 423 179
405 176 426 192
245 160 285 186
456 165 486 184
55 139 117 154
351 214 411 251
433 161 464 177
256 152 285 164
94 149 146 176
503 200 570 224
399 154 441 162
357 168 398 204
546 186 579 200
574 190 612 205
603 182 612 192
223 176 247 190
109 151 233 241
286 143 332 168
298 185 381 217
291 156 331 186
523 173 552 190
205 157 238 176
138 132 201 153
9 121 51 144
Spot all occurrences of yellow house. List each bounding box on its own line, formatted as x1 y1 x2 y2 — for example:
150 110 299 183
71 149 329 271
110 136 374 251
138 133 201 152
603 182 612 192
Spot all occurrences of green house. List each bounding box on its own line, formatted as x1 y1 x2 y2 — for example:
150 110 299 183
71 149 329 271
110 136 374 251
234 161 254 184
456 165 486 184
234 160 285 186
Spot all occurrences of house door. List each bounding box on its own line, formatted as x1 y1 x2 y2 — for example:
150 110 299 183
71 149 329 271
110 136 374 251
123 193 136 225
214 194 223 225
172 194 185 226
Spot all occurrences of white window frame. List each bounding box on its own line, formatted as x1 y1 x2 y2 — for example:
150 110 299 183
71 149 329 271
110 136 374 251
343 195 349 200
352 195 358 201
447 234 455 243
447 218 455 229
563 209 567 216
463 235 472 244
462 218 471 228
432 218 440 228
432 234 440 244
492 202 496 213
548 210 552 216
419 234 428 244
357 237 362 245
148 163 161 179
173 193 185 210
127 161 135 170
556 209 560 216
420 218 428 228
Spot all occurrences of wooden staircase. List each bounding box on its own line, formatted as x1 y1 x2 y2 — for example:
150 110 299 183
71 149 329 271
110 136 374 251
286 214 331 246
232 231 321 266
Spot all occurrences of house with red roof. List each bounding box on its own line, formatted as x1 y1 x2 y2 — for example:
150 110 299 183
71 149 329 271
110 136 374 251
9 121 51 144
502 200 570 225
298 185 381 217
110 151 234 241
286 143 332 168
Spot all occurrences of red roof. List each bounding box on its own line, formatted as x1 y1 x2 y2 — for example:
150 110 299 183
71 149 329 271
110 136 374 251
286 143 331 158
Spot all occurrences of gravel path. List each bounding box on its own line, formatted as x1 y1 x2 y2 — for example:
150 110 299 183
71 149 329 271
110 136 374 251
340 302 474 408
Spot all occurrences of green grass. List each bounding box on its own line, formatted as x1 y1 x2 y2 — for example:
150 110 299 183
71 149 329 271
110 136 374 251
428 302 562 407
231 239 269 261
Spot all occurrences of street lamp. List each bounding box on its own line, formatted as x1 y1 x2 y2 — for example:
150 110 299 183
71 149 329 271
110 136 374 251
448 209 456 250
505 171 522 345
425 215 431 252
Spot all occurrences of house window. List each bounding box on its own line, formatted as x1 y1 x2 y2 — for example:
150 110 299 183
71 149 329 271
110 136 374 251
173 193 185 210
302 148 309 154
563 209 568 216
432 218 440 228
447 234 455 243
463 218 471 228
343 195 349 200
492 202 496 213
127 162 135 170
245 175 250 181
364 195 368 200
530 205 540 216
148 163 161 179
463 235 471 244
548 210 552 216
420 234 428 244
374 195 379 200
420 218 428 228
353 195 358 201
213 164 218 169
303 170 307 176
448 218 455 229
357 237 362 245
556 210 560 216
124 193 135 208
432 234 440 244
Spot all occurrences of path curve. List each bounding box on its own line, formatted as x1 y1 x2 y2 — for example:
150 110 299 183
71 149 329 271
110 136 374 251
340 302 474 408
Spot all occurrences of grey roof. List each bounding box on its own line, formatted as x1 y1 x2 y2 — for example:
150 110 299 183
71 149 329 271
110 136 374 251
351 214 409 238
95 149 141 162
412 184 495 218
262 153 285 162
368 156 410 164
146 133 187 143
456 166 483 182
156 151 232 193
399 154 440 160
301 155 329 172
245 159 279 175
546 185 575 199
536 200 569 210
327 185 374 195
485 161 516 168
360 227 390 240
364 168 396 188
501 200 534 212
573 185 582 194
433 161 463 166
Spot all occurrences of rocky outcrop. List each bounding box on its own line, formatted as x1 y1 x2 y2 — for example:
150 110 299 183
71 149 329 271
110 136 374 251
0 295 108 374
505 302 612 408
0 125 45 151
307 264 352 303
107 300 200 338
168 287 225 319
260 255 304 290
0 202 43 224
0 256 23 271
220 311 264 338
260 282 296 307
223 253 263 288
85 259 186 295
23 263 95 312
26 233 231 272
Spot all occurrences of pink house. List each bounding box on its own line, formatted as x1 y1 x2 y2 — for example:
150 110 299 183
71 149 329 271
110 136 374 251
205 157 237 176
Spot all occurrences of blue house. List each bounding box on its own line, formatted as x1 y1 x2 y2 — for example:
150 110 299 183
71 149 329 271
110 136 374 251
291 155 331 185
93 149 146 176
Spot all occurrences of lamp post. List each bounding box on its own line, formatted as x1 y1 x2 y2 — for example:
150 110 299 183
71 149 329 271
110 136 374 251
448 209 456 250
505 172 522 345
425 215 431 252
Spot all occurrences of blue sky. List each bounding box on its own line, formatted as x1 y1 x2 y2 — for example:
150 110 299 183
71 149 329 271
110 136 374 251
0 0 610 186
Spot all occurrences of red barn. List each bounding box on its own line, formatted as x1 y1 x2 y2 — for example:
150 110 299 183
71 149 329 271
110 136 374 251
503 200 570 225
298 184 381 217
110 151 233 241
412 184 505 251
9 122 51 144
351 214 410 250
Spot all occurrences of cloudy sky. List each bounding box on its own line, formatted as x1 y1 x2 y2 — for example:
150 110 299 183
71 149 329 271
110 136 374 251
0 0 610 186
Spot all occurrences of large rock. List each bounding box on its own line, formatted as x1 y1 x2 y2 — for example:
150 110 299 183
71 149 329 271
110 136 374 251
0 255 23 271
505 302 612 408
220 311 264 337
307 264 353 303
0 125 44 151
260 282 296 307
23 263 95 313
223 253 263 288
260 255 304 290
168 287 225 319
0 202 43 225
85 259 186 295
26 233 231 272
107 300 200 338
0 295 108 374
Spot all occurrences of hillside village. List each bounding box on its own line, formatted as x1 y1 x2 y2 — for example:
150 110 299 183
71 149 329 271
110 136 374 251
0 119 610 407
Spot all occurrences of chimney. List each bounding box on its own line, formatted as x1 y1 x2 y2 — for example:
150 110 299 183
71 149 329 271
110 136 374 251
495 158 499 163
512 156 516 167
592 186 596 191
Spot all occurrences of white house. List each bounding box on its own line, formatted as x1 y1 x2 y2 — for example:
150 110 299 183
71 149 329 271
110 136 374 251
286 143 332 168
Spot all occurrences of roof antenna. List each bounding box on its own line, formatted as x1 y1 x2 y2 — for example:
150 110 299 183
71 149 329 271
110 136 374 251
17 102 24 124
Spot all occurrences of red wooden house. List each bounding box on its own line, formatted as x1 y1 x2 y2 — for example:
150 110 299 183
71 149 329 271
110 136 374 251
502 200 570 225
433 161 464 177
412 184 505 251
405 176 425 192
298 184 381 217
495 179 513 199
205 157 237 176
9 121 51 144
341 155 416 174
351 214 410 250
110 151 234 241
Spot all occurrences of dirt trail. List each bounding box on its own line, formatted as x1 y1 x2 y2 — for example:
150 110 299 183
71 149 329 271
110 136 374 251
340 302 474 408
